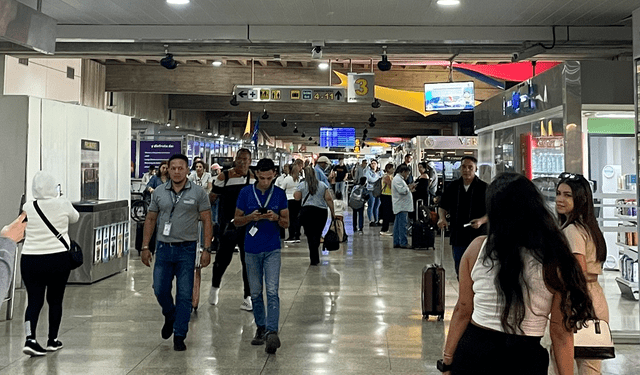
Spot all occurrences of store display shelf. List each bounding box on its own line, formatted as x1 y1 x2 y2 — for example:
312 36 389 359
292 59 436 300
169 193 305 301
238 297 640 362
617 243 639 259
615 277 639 301
614 213 637 222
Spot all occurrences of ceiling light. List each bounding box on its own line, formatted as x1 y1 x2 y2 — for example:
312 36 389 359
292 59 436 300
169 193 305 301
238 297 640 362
167 0 190 4
368 122 376 128
371 99 381 108
437 0 460 6
318 62 329 70
166 123 171 126
301 133 306 138
212 60 222 67
140 118 147 121
368 113 377 122
207 132 212 136
293 126 298 133
262 109 269 119
594 112 635 119
175 126 180 129
281 119 288 127
308 137 313 141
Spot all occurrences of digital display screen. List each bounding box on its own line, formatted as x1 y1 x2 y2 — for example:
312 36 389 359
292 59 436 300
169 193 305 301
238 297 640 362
320 127 356 148
424 82 474 112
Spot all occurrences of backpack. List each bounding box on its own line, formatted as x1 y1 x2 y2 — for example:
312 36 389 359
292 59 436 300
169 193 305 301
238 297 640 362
348 185 366 210
372 178 382 198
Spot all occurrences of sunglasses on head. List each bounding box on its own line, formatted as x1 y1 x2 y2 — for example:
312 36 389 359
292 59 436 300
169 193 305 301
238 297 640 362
558 172 584 180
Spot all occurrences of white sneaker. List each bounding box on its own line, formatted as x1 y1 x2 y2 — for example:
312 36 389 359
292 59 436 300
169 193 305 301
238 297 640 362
208 287 220 305
240 296 253 311
379 231 392 236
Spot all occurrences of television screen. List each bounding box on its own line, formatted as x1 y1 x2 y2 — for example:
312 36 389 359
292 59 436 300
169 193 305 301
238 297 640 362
424 82 474 112
320 127 356 148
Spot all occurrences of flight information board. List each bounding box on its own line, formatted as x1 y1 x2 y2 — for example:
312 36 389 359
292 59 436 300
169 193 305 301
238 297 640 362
320 127 356 148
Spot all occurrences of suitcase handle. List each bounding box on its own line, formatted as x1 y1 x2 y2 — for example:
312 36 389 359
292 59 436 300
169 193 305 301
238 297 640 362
416 199 423 221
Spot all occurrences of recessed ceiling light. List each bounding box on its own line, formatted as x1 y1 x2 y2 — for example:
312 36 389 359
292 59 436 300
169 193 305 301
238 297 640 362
167 0 190 4
207 132 212 136
166 123 171 126
212 60 222 67
437 0 460 6
318 62 329 70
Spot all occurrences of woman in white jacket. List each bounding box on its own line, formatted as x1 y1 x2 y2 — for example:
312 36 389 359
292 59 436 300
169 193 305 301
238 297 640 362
21 172 79 356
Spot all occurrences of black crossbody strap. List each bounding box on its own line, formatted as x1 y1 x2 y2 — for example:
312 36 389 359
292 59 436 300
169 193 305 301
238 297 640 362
33 201 70 250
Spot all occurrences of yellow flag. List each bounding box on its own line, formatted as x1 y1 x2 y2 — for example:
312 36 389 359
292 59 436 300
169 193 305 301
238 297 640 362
244 112 251 136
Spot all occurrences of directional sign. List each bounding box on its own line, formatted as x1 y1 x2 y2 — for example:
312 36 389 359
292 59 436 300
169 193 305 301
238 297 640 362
347 73 375 103
235 85 347 103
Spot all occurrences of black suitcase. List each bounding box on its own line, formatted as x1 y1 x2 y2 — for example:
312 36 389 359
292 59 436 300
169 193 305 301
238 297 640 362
421 231 445 320
412 200 435 249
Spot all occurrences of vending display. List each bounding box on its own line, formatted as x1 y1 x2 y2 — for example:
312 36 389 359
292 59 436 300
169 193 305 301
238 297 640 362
94 227 102 264
521 134 564 179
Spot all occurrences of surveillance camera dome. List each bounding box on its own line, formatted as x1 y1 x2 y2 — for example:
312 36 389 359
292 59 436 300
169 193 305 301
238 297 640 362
368 122 376 128
371 99 381 108
230 96 239 106
262 110 269 120
160 53 178 70
281 120 288 127
511 52 520 63
377 55 392 71
311 46 323 59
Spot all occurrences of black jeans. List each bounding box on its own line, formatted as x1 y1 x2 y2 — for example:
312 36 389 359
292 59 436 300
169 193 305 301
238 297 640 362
210 223 251 298
287 199 301 239
379 195 394 232
451 323 548 375
300 206 328 265
21 252 71 341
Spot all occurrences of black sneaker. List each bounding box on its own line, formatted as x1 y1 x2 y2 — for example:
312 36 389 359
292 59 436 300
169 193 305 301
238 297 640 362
46 339 64 352
173 336 187 351
265 331 281 354
161 316 174 340
23 339 46 356
251 326 266 345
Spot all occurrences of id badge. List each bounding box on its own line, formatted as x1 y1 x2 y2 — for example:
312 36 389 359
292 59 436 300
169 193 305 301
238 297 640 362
163 222 172 236
249 226 258 237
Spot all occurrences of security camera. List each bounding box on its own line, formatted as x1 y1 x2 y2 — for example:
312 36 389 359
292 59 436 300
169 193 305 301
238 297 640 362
371 99 381 108
281 120 288 127
311 46 323 59
160 53 178 70
229 95 239 106
511 52 520 63
262 109 269 120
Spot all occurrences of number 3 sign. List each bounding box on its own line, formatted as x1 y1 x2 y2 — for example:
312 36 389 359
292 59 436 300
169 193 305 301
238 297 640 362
347 73 375 103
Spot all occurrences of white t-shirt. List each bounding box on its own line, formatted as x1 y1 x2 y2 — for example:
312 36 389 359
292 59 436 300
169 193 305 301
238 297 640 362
334 199 346 217
189 172 214 193
280 175 302 200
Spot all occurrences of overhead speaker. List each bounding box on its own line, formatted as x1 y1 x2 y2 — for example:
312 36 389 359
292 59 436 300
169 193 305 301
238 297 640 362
377 55 392 71
160 53 178 70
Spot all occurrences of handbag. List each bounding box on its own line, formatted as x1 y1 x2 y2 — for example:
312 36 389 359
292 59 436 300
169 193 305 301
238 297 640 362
297 191 311 222
574 319 615 359
34 201 84 270
323 219 341 251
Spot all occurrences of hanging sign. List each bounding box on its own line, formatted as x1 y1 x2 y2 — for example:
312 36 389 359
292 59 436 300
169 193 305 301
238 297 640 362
235 85 346 103
347 73 375 103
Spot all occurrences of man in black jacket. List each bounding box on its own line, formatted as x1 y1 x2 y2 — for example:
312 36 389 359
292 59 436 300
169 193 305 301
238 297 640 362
437 156 488 277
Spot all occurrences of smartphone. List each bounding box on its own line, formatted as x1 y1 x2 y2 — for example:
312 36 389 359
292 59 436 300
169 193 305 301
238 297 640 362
258 207 268 214
19 194 27 222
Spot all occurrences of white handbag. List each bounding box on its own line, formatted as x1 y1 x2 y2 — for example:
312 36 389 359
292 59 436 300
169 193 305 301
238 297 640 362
574 319 615 359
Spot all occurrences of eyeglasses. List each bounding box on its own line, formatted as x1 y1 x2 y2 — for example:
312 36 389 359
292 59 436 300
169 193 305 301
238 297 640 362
558 172 584 180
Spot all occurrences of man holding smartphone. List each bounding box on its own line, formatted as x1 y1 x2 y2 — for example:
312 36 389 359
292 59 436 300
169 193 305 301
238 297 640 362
234 158 289 354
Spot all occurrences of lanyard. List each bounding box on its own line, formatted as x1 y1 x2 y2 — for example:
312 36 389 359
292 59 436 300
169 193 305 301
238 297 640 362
252 184 274 210
169 189 184 221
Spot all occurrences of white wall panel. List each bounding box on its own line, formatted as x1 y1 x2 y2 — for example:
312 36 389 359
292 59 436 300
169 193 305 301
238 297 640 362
88 108 118 200
40 100 69 195
45 72 81 104
25 97 42 201
65 105 90 201
117 115 132 201
4 56 47 98
4 56 82 103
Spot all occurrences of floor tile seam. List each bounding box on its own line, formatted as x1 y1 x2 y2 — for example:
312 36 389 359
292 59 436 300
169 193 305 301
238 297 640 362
125 340 165 375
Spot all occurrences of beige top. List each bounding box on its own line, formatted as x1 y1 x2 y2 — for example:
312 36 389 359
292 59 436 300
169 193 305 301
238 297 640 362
563 224 602 276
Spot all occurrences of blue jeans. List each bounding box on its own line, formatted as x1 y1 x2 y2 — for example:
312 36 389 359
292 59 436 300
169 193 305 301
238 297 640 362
367 191 381 222
245 249 281 332
452 245 467 278
393 211 409 247
335 181 346 199
352 207 364 231
153 241 197 338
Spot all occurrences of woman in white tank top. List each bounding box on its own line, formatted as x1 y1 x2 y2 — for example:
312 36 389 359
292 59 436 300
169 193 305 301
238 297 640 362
441 173 595 375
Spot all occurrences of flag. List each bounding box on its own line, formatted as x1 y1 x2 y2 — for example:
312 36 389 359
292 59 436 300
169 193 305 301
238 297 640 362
252 116 260 149
243 112 251 137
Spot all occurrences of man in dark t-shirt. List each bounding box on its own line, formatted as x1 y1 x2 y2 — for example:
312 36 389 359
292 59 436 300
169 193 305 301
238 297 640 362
437 156 488 278
333 158 348 198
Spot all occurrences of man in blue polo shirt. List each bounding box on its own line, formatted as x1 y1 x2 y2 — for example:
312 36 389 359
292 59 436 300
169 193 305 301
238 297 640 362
234 158 289 354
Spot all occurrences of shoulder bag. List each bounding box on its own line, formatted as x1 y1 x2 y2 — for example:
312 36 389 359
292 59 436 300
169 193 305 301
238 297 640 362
34 201 84 270
323 219 341 251
297 190 311 223
574 319 615 359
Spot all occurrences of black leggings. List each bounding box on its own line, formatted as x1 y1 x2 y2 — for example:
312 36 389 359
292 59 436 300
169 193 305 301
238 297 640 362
210 224 251 298
21 252 71 341
301 206 328 265
287 199 301 239
451 323 548 375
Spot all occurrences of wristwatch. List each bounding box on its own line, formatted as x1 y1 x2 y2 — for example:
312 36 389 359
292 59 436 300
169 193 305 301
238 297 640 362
142 245 149 251
436 359 452 372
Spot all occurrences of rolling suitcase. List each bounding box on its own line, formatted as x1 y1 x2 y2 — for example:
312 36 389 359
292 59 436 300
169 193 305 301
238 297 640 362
412 200 435 249
421 230 445 320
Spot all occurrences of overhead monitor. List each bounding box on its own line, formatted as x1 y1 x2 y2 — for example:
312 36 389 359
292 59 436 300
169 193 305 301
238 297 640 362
320 127 356 148
424 82 474 113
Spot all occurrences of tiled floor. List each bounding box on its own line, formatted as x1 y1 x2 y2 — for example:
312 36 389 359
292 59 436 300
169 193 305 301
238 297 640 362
0 216 638 374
